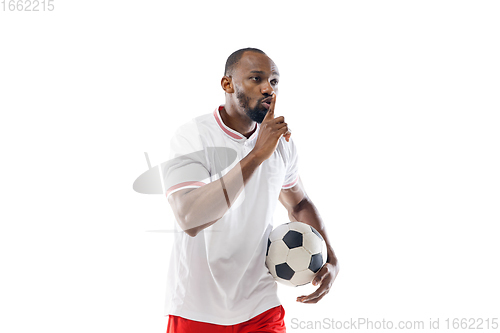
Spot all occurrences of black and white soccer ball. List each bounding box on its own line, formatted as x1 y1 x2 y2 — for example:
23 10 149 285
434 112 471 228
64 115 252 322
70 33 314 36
266 221 327 287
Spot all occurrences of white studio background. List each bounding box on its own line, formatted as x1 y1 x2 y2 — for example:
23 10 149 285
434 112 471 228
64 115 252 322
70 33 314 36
1 1 499 332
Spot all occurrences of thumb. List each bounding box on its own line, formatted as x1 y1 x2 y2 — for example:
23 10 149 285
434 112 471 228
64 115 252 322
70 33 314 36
312 266 327 286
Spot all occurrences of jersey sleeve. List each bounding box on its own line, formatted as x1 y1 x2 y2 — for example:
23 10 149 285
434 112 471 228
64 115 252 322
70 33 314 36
282 137 300 189
163 123 211 199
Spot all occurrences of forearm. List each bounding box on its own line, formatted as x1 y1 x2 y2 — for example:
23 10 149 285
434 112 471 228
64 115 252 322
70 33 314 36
170 151 262 235
291 198 337 264
170 94 288 236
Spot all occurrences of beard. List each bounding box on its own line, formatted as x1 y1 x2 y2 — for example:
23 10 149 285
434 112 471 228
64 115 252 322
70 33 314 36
236 89 268 124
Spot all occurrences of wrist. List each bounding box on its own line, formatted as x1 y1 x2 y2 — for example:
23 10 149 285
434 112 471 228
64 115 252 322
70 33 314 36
326 249 337 265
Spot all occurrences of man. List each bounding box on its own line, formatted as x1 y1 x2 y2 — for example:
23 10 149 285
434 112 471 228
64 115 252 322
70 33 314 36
163 48 339 332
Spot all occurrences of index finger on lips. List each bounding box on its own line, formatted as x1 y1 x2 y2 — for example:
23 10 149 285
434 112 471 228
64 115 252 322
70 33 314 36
264 93 276 120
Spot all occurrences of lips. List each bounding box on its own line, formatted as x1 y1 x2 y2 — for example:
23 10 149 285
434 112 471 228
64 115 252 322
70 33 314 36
261 96 272 109
261 96 272 104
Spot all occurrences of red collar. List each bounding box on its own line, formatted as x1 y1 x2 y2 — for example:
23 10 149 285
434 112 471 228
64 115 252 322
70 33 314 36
213 105 258 141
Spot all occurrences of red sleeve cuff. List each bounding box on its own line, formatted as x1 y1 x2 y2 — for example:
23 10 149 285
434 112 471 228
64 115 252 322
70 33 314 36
282 175 299 189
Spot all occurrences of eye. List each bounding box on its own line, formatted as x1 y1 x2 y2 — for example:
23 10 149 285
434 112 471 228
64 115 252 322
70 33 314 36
250 76 261 82
271 79 279 86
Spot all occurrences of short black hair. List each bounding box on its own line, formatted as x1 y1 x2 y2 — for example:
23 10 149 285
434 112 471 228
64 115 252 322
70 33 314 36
224 47 266 76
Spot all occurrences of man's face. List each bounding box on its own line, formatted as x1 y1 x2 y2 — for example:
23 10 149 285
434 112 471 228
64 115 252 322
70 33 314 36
230 52 280 123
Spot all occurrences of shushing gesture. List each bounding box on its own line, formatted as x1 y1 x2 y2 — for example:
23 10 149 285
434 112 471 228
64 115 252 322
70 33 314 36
252 94 291 163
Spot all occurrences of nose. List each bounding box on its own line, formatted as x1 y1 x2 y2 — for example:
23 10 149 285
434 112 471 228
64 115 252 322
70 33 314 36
261 80 275 96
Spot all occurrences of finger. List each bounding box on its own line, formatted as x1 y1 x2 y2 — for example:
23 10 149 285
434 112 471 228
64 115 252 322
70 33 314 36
298 292 328 304
297 290 321 302
277 124 289 137
296 295 307 302
296 292 323 303
300 291 329 304
277 126 290 139
312 274 324 287
312 265 329 286
297 284 329 303
296 274 332 303
301 285 327 301
276 121 288 130
274 115 285 124
284 130 291 142
264 93 276 121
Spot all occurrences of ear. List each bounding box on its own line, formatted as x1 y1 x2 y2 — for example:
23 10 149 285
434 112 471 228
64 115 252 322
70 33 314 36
221 76 234 93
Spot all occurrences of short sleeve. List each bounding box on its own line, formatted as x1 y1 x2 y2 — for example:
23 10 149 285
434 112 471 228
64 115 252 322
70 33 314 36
163 123 211 199
281 137 299 189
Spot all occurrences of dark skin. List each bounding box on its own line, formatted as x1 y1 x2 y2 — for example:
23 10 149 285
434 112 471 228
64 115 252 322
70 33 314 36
168 51 339 303
279 178 340 303
220 51 286 139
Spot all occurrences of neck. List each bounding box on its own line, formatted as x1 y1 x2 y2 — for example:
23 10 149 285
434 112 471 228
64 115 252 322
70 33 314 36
221 101 257 138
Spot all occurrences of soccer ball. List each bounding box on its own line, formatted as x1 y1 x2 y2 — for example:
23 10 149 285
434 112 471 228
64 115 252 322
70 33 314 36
266 222 327 287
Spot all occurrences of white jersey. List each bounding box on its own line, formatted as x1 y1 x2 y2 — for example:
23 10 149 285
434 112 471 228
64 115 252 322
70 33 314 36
163 105 299 325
